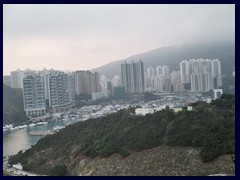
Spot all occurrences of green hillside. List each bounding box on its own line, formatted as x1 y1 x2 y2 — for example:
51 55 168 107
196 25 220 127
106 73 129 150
3 84 28 125
9 94 235 175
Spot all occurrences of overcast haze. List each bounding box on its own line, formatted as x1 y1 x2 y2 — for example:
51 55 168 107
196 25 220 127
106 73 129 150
3 4 235 75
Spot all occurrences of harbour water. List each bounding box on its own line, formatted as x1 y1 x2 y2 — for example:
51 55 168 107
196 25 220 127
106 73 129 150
3 120 74 157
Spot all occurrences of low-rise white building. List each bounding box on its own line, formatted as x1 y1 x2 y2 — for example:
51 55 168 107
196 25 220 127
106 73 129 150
12 163 23 170
187 106 193 111
135 108 155 116
92 91 110 101
172 107 183 113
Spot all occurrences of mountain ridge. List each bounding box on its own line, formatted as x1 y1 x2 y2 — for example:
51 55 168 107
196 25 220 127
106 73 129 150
92 41 235 79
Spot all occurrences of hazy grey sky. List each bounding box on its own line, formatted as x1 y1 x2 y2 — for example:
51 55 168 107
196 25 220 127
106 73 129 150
3 4 235 75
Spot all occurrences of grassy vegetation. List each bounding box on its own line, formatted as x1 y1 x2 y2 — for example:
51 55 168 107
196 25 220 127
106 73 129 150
9 94 235 175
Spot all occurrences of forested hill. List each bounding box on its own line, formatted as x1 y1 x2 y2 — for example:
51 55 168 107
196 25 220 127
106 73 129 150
9 94 235 175
3 84 27 125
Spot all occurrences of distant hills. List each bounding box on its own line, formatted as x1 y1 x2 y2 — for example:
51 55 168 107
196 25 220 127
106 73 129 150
9 94 235 175
92 41 235 79
3 84 27 125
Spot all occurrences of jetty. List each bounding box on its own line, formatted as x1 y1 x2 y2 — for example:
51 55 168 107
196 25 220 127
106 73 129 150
29 131 54 136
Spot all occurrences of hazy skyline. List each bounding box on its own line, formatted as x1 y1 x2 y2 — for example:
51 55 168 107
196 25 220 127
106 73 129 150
3 4 235 75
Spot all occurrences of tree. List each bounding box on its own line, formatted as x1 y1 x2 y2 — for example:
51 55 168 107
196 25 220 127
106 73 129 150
50 165 68 176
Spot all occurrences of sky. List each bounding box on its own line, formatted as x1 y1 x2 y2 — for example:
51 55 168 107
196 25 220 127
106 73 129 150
3 4 235 75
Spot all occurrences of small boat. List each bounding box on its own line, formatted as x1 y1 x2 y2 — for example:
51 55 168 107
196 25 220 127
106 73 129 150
52 125 65 132
29 123 37 127
4 124 13 129
36 122 48 126
3 128 9 132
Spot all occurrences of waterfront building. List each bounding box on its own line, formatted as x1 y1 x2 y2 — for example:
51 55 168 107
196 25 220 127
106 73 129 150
47 71 75 111
23 73 46 117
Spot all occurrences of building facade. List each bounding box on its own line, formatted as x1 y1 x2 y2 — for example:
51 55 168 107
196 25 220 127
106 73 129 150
180 59 222 92
23 74 46 117
121 60 145 94
10 69 24 89
75 70 101 95
47 71 75 111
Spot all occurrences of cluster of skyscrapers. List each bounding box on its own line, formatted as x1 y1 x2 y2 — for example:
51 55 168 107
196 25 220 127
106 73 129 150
121 58 222 94
180 58 222 92
4 58 222 116
145 66 183 93
4 69 104 117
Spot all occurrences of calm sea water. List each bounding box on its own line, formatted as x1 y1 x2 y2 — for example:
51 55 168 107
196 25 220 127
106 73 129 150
3 120 72 157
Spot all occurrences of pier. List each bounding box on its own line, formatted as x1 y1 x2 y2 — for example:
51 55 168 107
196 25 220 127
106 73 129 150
29 131 54 136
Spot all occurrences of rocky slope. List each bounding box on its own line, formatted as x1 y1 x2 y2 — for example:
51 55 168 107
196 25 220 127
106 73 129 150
70 146 235 176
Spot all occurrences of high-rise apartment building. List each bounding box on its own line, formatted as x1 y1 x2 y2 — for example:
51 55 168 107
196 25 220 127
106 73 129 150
47 71 75 111
23 73 46 117
23 69 75 114
180 60 190 83
75 71 101 95
121 60 145 94
91 72 101 93
75 71 91 95
162 65 170 76
156 66 162 76
153 75 164 92
111 75 121 87
10 69 24 89
164 75 172 92
100 75 108 91
171 71 183 92
146 67 155 77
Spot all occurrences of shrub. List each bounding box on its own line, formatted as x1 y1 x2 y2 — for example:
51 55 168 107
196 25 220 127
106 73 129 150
50 165 68 176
